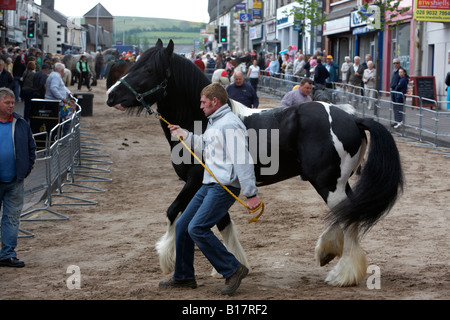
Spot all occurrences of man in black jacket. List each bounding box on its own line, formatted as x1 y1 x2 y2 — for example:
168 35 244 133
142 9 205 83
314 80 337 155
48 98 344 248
32 63 49 99
390 58 401 103
313 58 330 89
0 88 36 268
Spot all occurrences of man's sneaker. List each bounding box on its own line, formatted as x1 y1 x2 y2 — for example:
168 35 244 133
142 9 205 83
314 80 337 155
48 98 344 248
221 264 249 295
158 277 197 289
0 257 25 268
394 121 403 129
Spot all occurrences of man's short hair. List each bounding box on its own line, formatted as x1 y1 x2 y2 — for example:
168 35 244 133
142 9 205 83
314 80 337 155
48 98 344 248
300 78 313 86
54 62 65 71
0 87 15 101
200 82 228 105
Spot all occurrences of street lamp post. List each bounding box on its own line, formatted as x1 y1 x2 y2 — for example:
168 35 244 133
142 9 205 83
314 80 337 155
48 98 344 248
217 0 221 52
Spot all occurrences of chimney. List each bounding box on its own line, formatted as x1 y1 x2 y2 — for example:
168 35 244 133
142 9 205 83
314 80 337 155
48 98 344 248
41 0 55 10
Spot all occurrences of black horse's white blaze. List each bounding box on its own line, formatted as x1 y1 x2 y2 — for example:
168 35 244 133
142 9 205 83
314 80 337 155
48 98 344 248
106 40 403 287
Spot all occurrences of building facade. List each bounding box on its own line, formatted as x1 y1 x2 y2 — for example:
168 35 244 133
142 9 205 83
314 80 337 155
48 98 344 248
83 3 113 51
1 0 41 49
40 0 85 55
208 0 324 55
0 1 114 56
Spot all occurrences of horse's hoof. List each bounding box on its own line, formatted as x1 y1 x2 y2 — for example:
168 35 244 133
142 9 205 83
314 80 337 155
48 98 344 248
211 268 222 279
324 251 367 287
319 253 336 266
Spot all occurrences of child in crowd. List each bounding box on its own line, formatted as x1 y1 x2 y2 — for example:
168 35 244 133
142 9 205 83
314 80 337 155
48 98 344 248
60 99 76 136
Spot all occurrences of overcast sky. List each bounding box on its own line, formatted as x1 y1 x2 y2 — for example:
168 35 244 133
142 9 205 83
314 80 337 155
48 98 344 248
35 0 210 22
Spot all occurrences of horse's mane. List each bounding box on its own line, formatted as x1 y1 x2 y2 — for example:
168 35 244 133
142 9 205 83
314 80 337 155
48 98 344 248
126 44 260 129
127 45 210 131
170 53 211 112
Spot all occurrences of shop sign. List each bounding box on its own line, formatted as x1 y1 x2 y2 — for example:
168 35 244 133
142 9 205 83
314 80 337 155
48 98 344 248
350 5 381 30
324 16 350 35
240 13 252 23
253 8 262 20
0 0 16 10
276 3 297 29
414 0 450 22
250 25 263 40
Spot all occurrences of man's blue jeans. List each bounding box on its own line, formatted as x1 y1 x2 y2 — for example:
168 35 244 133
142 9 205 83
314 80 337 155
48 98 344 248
174 183 241 281
0 180 24 260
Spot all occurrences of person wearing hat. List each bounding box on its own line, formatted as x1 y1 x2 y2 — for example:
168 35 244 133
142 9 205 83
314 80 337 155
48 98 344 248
324 55 339 88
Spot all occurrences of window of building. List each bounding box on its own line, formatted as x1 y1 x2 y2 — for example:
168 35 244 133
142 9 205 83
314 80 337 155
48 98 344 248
391 22 410 73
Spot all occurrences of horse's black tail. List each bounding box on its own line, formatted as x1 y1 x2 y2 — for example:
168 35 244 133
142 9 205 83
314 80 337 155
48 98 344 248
330 118 404 235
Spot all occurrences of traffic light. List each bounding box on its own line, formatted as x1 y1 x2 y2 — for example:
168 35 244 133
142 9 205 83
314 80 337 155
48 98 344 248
220 26 227 43
27 19 36 39
214 27 219 41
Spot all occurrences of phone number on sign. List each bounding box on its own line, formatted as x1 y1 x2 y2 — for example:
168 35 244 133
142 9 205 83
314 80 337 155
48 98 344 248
416 9 450 16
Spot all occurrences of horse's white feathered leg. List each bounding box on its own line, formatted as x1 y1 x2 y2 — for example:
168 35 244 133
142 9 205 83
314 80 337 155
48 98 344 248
315 223 344 266
325 224 367 287
155 217 178 274
211 220 250 277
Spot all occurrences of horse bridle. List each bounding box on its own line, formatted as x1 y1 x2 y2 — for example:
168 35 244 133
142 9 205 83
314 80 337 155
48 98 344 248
118 68 171 116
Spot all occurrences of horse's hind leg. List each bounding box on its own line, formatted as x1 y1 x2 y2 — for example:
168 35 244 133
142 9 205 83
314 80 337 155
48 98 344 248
311 152 366 285
315 205 367 286
315 223 343 266
325 223 367 286
314 180 348 268
313 183 367 286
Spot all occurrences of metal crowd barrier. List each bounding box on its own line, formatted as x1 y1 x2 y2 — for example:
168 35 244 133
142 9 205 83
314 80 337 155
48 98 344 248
19 97 112 238
255 73 450 149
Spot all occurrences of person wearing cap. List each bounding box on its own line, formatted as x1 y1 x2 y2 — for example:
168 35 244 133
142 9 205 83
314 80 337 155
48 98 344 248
324 55 339 88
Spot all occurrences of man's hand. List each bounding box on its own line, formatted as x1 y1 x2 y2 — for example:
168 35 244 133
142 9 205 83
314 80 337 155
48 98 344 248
246 196 261 212
168 124 189 140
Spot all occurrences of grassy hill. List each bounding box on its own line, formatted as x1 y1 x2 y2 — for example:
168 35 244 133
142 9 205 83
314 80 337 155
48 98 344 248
113 16 208 51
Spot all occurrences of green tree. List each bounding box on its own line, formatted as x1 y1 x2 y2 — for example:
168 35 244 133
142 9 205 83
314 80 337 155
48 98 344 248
284 0 327 53
358 1 411 30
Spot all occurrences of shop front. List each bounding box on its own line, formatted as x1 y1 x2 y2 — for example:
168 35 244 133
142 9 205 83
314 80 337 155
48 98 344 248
382 1 415 91
250 24 263 53
350 5 383 88
324 15 352 67
276 3 298 52
324 1 355 76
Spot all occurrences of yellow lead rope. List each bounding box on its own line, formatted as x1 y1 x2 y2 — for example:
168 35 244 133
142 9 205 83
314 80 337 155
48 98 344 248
158 115 264 223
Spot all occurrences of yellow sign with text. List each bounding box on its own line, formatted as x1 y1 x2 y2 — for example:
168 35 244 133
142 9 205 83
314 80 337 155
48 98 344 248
414 0 450 22
253 0 262 9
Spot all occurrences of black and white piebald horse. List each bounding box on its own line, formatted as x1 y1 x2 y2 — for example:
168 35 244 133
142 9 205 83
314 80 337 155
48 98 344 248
106 40 403 287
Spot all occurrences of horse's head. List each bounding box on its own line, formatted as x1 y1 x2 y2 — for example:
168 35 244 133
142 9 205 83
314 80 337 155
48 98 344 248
106 39 174 114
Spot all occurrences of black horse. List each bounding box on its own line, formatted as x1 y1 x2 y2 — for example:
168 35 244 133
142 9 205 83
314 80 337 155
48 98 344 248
107 40 404 287
106 60 133 90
